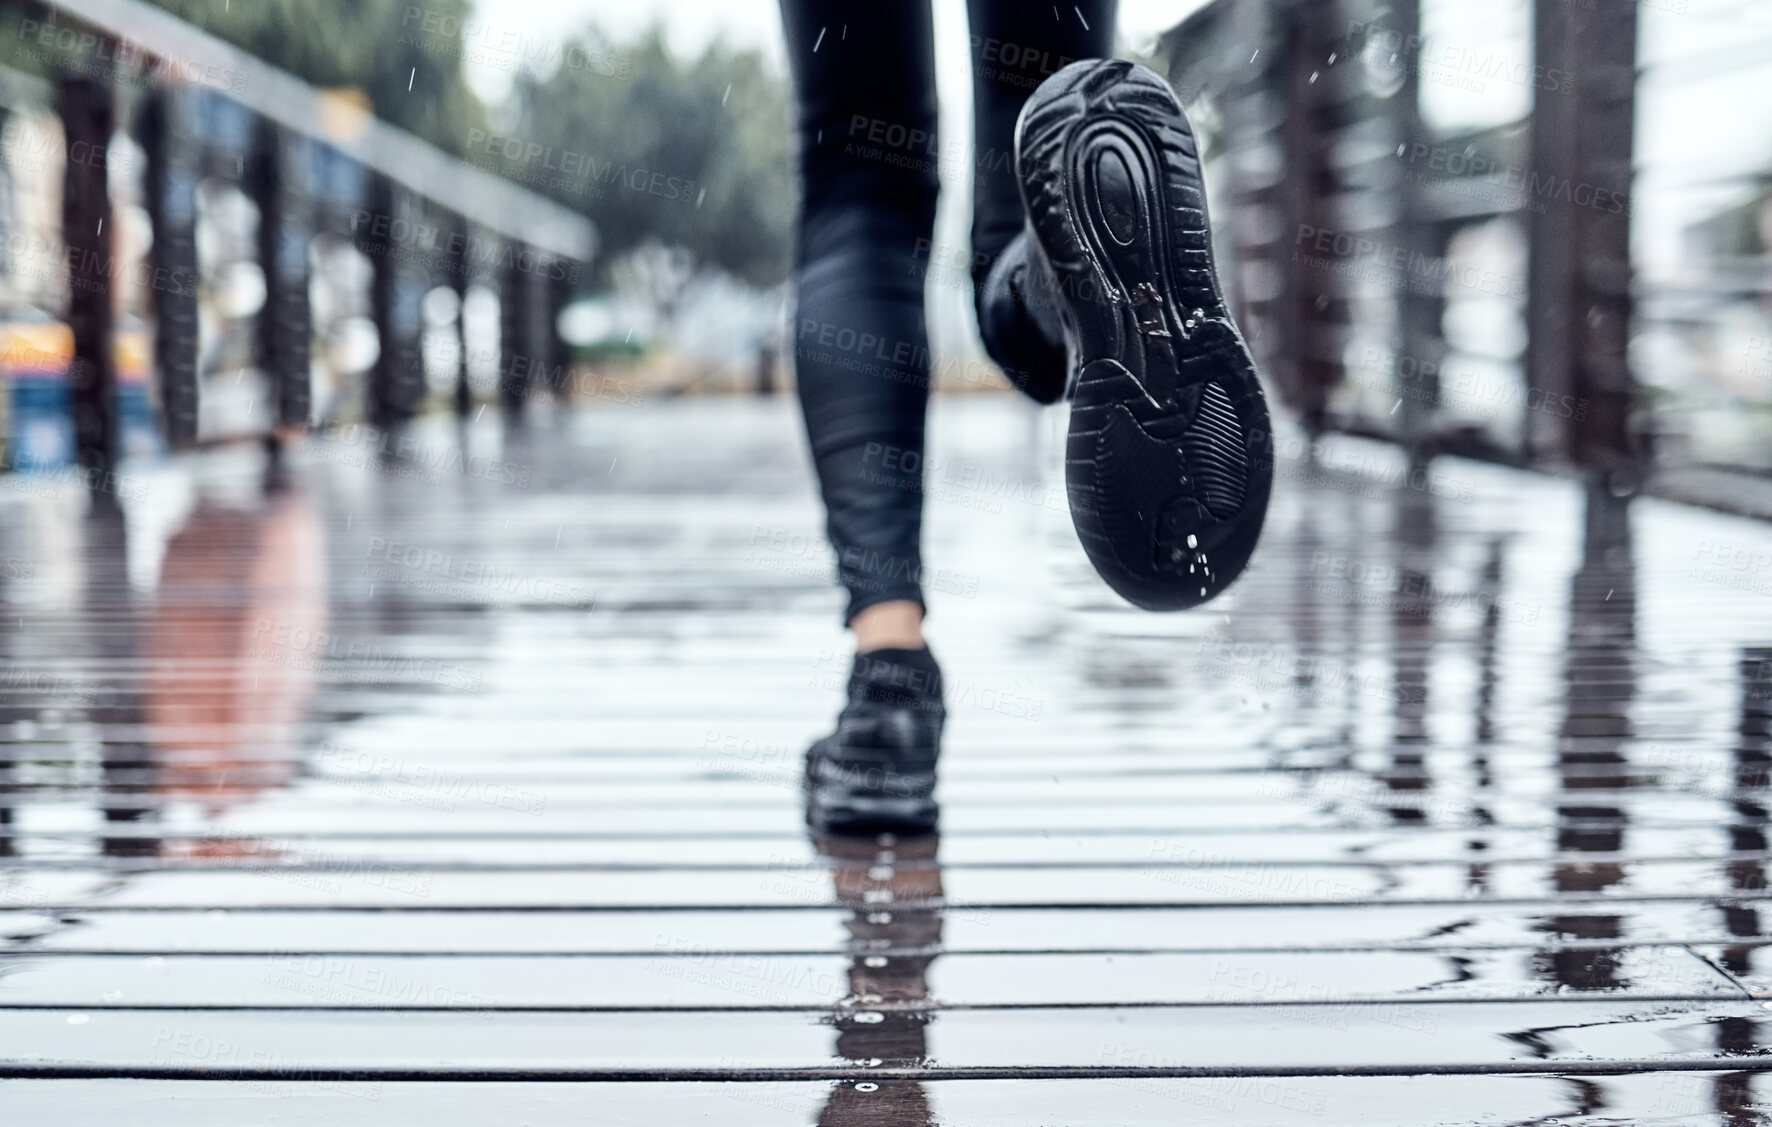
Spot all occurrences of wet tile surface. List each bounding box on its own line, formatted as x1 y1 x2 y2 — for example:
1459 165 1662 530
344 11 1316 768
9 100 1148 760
5 397 1772 1122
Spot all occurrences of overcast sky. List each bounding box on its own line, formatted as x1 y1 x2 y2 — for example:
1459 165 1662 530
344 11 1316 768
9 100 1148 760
462 0 1772 274
462 0 1208 105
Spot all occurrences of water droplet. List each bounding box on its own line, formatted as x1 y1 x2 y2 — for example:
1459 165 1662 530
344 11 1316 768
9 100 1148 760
1187 534 1198 548
856 1082 880 1092
853 1011 885 1024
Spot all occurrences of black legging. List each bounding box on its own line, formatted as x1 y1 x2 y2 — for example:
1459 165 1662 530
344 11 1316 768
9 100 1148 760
780 0 1116 622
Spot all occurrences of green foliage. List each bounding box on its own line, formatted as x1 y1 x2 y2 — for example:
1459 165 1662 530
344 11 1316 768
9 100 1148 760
0 0 795 286
136 0 489 154
503 29 794 287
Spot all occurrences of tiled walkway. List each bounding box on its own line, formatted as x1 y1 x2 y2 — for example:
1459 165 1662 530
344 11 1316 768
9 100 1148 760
5 396 1772 1123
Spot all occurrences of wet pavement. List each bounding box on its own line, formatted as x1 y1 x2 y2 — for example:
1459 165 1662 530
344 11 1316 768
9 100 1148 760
4 395 1772 1123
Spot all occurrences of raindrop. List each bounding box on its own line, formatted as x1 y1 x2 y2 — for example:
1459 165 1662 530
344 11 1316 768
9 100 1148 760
853 1011 885 1024
1187 534 1198 549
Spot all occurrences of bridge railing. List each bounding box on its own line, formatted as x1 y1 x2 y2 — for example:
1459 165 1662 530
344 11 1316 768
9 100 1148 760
1161 0 1772 514
0 0 595 492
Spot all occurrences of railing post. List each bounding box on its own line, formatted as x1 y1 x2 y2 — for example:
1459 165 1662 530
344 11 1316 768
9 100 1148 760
498 245 532 419
1275 0 1337 435
249 116 312 431
1387 0 1442 458
366 176 427 432
140 85 200 448
58 73 118 494
546 261 572 402
1528 0 1639 482
448 216 472 419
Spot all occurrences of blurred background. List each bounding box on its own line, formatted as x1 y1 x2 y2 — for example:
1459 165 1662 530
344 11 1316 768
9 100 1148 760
0 0 1766 509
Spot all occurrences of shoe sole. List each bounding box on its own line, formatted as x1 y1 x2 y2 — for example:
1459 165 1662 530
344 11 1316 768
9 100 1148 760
1016 59 1273 611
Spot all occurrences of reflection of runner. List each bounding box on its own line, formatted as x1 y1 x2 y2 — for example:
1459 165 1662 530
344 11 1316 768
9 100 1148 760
781 1 1274 834
814 830 944 1123
142 491 326 846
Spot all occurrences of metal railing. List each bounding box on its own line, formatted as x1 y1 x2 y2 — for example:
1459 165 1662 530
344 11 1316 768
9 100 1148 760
1160 0 1772 514
0 0 596 493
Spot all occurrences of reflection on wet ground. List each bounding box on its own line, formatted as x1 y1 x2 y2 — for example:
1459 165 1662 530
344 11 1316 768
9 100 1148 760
5 398 1772 1123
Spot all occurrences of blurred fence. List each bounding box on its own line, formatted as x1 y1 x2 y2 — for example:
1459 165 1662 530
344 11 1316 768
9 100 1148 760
1160 0 1772 512
0 0 594 489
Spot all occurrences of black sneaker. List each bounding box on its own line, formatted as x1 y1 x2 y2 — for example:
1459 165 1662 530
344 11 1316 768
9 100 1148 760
805 648 943 836
1015 59 1272 611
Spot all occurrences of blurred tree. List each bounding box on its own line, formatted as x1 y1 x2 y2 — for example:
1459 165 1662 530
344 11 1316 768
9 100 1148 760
0 0 487 155
502 29 793 287
140 0 489 155
0 1 793 287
